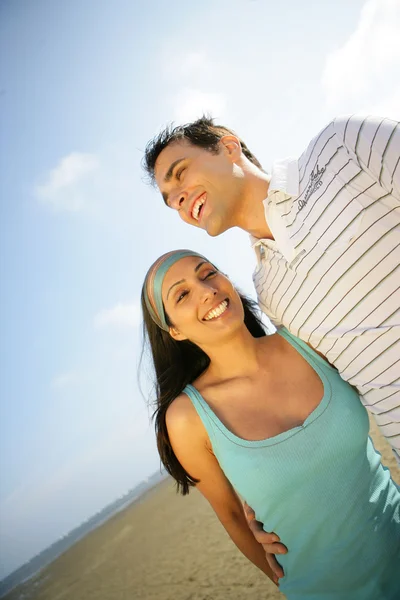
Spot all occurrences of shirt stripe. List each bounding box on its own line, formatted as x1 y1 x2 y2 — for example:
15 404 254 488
253 114 400 461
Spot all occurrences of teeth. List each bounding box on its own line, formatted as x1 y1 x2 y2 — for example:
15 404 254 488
192 196 205 220
204 300 228 321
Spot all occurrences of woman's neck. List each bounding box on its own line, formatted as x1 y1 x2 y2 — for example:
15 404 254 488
201 327 266 382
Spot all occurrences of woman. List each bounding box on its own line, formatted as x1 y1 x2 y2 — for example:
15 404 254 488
141 249 400 599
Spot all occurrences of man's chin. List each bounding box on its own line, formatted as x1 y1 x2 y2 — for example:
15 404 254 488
205 228 220 238
205 217 230 237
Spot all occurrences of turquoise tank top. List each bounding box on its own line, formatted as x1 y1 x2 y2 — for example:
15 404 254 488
183 328 400 599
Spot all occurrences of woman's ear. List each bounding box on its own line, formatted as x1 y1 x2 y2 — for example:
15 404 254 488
169 326 188 342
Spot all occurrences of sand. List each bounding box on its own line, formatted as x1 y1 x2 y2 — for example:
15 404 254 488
5 417 400 600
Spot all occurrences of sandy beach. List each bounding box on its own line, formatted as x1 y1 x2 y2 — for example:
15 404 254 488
4 417 399 600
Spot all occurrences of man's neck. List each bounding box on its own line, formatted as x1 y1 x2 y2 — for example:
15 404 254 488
236 171 274 240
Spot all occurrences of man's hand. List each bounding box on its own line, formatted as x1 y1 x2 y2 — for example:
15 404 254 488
243 502 287 580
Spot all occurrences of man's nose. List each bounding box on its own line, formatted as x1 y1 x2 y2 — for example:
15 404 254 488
170 190 187 211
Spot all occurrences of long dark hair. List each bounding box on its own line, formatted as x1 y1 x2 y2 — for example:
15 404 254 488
141 288 266 495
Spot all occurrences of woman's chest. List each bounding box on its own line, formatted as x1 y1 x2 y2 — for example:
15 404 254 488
205 366 324 442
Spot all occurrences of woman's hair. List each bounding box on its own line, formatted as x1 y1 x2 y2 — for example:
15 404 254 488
141 286 266 495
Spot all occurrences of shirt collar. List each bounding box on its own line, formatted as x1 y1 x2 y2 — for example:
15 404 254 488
250 157 300 261
268 157 299 199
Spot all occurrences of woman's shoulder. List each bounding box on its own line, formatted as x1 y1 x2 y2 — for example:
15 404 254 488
166 393 211 455
165 391 203 439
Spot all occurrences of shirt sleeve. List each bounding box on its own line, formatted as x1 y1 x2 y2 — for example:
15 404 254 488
333 114 400 201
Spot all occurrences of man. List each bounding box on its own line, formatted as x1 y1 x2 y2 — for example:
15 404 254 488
143 114 400 578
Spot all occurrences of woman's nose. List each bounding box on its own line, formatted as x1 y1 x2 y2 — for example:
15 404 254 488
200 284 217 302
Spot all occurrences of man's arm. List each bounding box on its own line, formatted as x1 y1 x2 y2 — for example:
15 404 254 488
243 502 287 578
333 114 400 463
333 114 400 200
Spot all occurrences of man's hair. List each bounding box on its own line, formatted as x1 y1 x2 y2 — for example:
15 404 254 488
143 115 263 184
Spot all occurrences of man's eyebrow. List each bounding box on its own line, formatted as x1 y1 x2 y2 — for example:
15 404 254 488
166 261 209 299
161 158 185 206
165 158 185 183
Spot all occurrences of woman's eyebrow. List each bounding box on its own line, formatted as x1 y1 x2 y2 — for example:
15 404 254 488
194 260 208 272
166 262 209 299
167 279 184 300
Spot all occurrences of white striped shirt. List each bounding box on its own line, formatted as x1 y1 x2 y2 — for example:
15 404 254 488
252 114 400 459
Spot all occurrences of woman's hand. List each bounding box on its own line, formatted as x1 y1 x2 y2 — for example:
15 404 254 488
243 502 287 580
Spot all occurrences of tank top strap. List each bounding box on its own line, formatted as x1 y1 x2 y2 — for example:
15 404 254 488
276 327 337 375
182 383 220 444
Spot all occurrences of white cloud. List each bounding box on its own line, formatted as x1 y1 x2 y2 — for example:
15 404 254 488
161 47 226 122
164 51 209 79
179 52 208 77
93 302 141 329
322 0 400 118
366 84 400 120
172 88 227 122
35 152 99 211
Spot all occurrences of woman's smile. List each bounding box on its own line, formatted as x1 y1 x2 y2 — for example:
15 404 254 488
203 299 229 321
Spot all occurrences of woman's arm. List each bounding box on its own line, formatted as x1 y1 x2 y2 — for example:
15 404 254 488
166 395 279 585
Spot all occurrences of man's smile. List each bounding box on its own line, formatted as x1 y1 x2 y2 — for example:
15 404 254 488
191 193 207 221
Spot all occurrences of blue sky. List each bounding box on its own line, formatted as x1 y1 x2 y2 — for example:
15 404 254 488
0 0 399 579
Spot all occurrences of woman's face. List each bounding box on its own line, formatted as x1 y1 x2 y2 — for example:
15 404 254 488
161 256 244 345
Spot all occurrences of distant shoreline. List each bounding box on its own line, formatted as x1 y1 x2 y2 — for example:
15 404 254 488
2 419 399 600
0 471 169 599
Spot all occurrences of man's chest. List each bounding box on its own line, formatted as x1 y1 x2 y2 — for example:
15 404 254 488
254 165 400 363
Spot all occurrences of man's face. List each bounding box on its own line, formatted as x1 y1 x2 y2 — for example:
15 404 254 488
154 137 246 237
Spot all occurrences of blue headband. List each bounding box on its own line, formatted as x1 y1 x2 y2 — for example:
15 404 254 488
144 250 208 331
